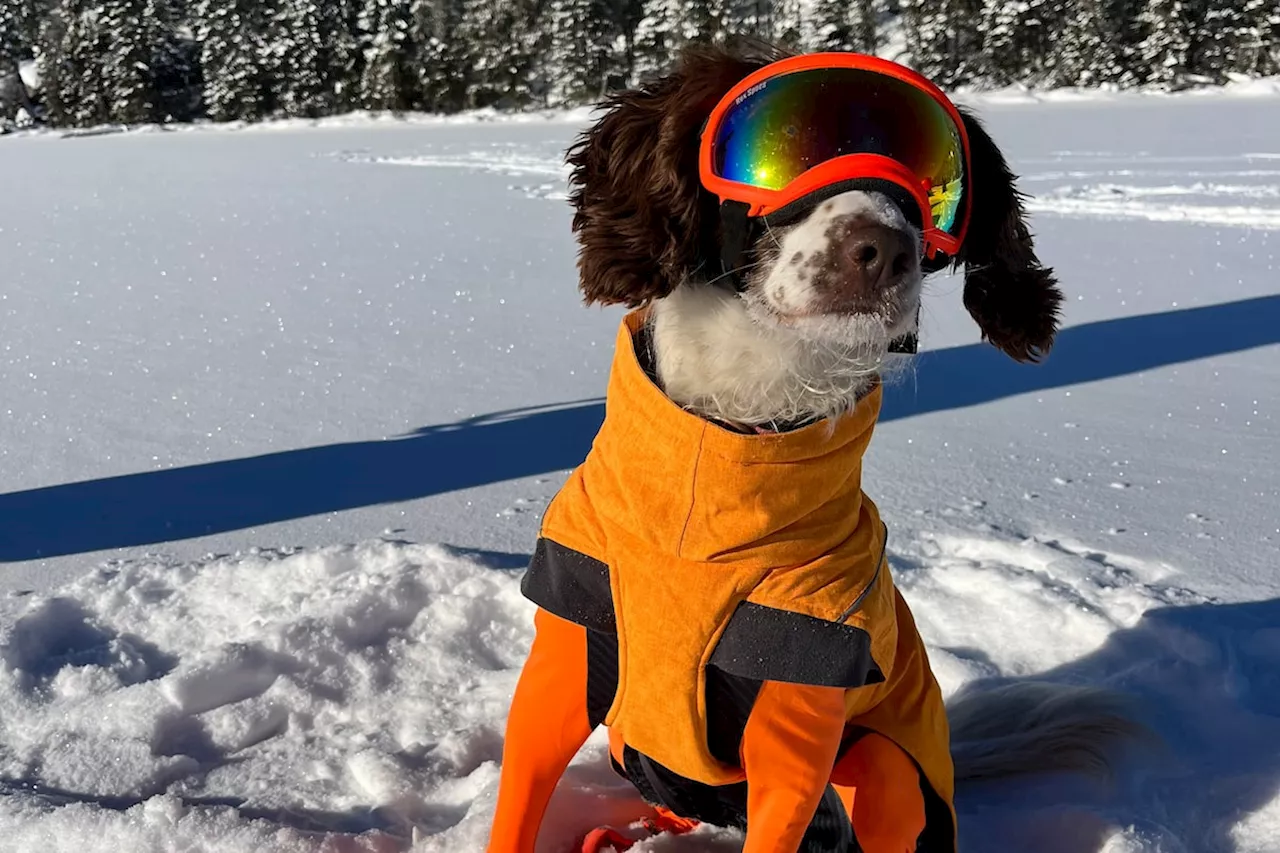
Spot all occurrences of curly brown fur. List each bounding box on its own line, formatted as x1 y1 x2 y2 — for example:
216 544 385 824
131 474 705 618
955 108 1065 362
565 40 788 307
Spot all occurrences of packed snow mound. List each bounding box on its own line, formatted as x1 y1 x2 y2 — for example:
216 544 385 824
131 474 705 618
0 541 536 852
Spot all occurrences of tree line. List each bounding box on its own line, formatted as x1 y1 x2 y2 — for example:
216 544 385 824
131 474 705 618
1 0 1276 128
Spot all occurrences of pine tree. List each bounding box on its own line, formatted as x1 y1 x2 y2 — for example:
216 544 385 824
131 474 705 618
611 0 646 85
195 0 274 120
1252 0 1280 76
978 0 1026 84
1051 0 1128 86
148 0 202 121
632 0 682 80
457 0 541 109
979 0 1064 86
811 0 883 53
1200 0 1251 80
39 0 111 126
544 0 618 105
1137 0 1194 86
771 0 804 49
98 0 156 123
1 1 27 65
1201 0 1279 78
1098 0 1149 84
413 0 466 111
902 0 983 86
358 0 421 110
722 0 770 38
1 0 33 121
268 0 361 118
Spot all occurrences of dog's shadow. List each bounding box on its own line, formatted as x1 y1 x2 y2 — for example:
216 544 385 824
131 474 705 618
952 597 1280 853
5 294 1280 563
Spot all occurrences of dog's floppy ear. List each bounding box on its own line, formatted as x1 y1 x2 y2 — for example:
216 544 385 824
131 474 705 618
565 42 778 307
954 107 1064 362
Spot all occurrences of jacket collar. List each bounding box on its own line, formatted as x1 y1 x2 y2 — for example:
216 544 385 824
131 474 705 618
584 310 883 566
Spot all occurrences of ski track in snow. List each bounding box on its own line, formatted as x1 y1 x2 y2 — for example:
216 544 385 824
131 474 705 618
343 148 1280 231
5 525 1274 853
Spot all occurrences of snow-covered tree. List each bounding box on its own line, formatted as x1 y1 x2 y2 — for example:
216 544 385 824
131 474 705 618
810 0 884 53
1 2 27 64
36 0 193 125
457 0 542 108
266 0 361 118
634 0 687 80
412 0 466 111
979 0 1063 85
149 0 202 121
358 0 421 110
39 0 111 125
902 0 983 85
1137 0 1194 86
633 0 723 80
721 0 770 37
1199 0 1249 80
1254 0 1280 76
1198 0 1280 79
608 0 646 85
978 0 1024 83
1050 0 1128 86
99 0 157 123
770 0 803 48
543 0 618 105
0 0 38 120
194 0 274 120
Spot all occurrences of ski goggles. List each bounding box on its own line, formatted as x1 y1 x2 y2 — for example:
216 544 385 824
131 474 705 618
699 53 972 261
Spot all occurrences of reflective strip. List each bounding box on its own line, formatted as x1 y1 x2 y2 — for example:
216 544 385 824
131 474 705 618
709 602 883 688
838 522 889 624
520 538 616 633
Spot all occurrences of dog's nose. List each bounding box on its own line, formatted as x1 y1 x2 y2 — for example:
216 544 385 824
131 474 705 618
841 225 913 290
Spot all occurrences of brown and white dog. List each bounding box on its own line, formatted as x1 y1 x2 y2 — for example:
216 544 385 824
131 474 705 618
490 39 1143 853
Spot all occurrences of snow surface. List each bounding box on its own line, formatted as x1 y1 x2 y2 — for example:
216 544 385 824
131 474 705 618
2 91 1280 852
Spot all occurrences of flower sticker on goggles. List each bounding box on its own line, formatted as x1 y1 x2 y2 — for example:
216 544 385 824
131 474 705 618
929 177 964 234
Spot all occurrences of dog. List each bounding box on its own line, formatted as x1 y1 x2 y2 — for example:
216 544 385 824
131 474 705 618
486 41 1141 853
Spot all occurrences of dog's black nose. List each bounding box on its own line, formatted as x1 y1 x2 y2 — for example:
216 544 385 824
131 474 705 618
841 225 913 290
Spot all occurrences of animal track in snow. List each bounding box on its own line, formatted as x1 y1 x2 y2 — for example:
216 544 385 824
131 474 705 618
889 527 1205 693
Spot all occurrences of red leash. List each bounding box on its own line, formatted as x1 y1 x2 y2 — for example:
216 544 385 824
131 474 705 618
577 807 701 852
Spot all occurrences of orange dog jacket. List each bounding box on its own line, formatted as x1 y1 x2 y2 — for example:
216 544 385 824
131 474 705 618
498 310 956 852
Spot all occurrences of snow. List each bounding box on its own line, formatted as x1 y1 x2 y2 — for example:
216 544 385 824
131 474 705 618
17 60 39 94
2 91 1280 852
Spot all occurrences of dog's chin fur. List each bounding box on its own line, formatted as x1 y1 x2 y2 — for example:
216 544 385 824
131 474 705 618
649 283 916 428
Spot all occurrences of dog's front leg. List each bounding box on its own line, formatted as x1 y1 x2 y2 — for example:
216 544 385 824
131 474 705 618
739 682 848 853
487 607 595 853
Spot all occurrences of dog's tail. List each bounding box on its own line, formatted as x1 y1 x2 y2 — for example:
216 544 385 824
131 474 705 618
946 680 1150 784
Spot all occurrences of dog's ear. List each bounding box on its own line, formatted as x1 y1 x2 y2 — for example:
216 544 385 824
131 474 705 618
954 107 1064 363
565 42 777 307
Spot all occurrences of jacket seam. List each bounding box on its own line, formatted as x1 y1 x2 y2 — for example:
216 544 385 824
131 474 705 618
675 422 706 558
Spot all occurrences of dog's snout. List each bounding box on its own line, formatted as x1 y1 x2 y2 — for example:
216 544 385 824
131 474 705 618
841 224 913 290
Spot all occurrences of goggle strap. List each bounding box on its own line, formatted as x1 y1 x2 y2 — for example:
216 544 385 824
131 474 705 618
719 199 755 293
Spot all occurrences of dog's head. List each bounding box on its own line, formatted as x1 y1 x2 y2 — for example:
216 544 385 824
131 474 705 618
566 42 1062 362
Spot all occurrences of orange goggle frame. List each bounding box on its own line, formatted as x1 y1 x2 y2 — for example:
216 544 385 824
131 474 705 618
698 53 973 262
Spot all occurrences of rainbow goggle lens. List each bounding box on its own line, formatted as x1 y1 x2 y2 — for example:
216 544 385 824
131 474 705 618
699 54 972 261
